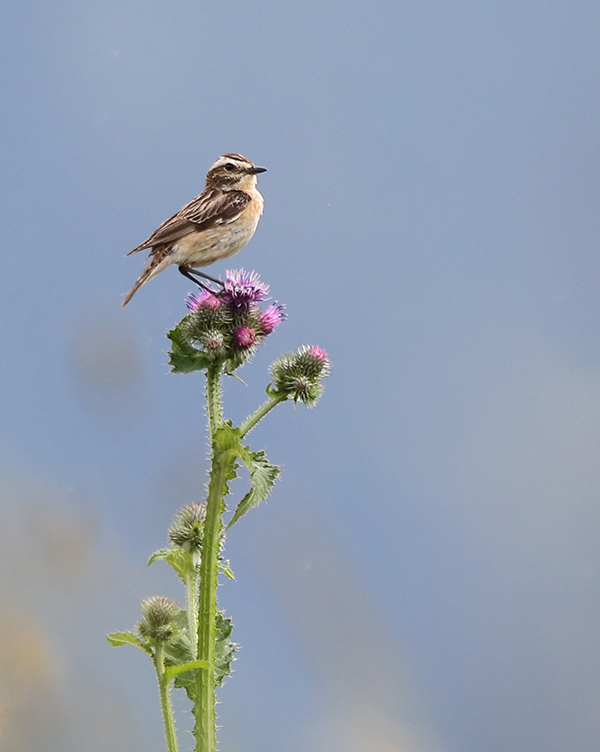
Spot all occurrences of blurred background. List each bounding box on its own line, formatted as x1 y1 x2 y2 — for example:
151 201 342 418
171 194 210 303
1 1 600 750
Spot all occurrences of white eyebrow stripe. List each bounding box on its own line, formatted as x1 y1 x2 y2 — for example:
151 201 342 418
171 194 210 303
209 154 253 170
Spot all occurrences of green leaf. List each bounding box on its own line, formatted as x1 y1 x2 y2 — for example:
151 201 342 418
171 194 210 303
173 661 197 700
212 423 243 454
172 611 237 698
214 611 237 686
147 548 171 565
211 424 280 527
163 611 193 661
107 631 153 656
167 324 212 374
148 546 196 583
211 424 243 502
226 372 248 386
227 448 280 528
164 659 209 685
164 613 198 702
219 559 235 580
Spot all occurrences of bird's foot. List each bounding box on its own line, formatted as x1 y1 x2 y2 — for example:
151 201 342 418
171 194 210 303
179 266 224 292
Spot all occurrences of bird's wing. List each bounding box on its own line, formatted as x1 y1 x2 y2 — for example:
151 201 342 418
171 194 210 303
127 190 252 255
126 213 198 254
181 189 252 229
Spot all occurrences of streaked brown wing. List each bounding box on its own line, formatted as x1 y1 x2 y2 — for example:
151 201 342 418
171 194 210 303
181 189 251 229
127 189 252 255
126 212 197 255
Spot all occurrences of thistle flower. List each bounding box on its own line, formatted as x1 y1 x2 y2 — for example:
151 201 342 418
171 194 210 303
170 270 289 373
138 596 181 644
269 345 331 407
260 303 287 334
187 289 222 311
308 345 327 360
221 269 270 311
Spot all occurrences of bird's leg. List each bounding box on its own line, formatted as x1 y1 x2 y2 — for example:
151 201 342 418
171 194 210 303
178 266 222 292
186 267 225 287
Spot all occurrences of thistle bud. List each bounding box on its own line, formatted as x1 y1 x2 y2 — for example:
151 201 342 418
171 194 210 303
138 596 181 644
168 503 206 567
202 329 226 352
269 345 331 407
180 295 231 356
233 326 257 349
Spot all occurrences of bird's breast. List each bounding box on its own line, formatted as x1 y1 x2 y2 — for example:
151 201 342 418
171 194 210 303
170 193 263 268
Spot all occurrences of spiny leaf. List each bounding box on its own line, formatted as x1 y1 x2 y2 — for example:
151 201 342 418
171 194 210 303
148 548 171 564
148 546 196 583
173 661 197 701
173 611 237 699
168 613 198 702
167 324 212 374
211 424 242 500
212 423 243 454
162 611 195 704
219 559 235 580
211 424 280 526
107 631 153 656
227 448 280 528
215 611 237 686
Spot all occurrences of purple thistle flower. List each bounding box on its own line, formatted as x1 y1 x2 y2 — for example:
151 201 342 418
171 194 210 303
186 289 222 311
308 345 328 361
234 327 257 349
260 303 287 335
222 269 270 310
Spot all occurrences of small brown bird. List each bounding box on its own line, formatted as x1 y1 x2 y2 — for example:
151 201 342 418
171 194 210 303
122 153 266 306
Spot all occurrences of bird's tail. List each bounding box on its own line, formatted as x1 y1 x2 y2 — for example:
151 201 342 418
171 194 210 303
122 252 170 306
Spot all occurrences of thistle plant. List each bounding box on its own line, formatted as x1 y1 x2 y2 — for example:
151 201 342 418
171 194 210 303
108 269 330 752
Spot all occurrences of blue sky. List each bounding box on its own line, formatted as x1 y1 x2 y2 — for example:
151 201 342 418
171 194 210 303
1 1 600 750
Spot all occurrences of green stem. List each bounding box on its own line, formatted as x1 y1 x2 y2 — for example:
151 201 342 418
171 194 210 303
194 449 232 752
239 394 287 438
186 572 199 659
155 645 180 752
206 363 223 437
193 364 232 752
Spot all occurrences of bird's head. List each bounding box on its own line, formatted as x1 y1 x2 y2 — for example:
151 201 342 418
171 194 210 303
205 154 267 190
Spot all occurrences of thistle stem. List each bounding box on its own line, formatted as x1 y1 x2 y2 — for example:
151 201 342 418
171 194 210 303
155 645 180 752
194 449 232 751
186 573 199 659
239 394 287 438
194 364 231 752
206 363 223 436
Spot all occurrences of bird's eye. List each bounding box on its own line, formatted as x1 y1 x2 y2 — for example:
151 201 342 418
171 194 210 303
224 163 235 172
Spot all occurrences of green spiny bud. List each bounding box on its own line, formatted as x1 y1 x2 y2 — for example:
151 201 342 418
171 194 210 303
269 345 331 407
169 503 206 567
138 596 181 644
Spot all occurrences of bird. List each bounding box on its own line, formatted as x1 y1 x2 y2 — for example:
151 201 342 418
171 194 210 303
122 153 266 306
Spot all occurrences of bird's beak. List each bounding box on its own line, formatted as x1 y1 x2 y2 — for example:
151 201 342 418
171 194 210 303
246 166 267 174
